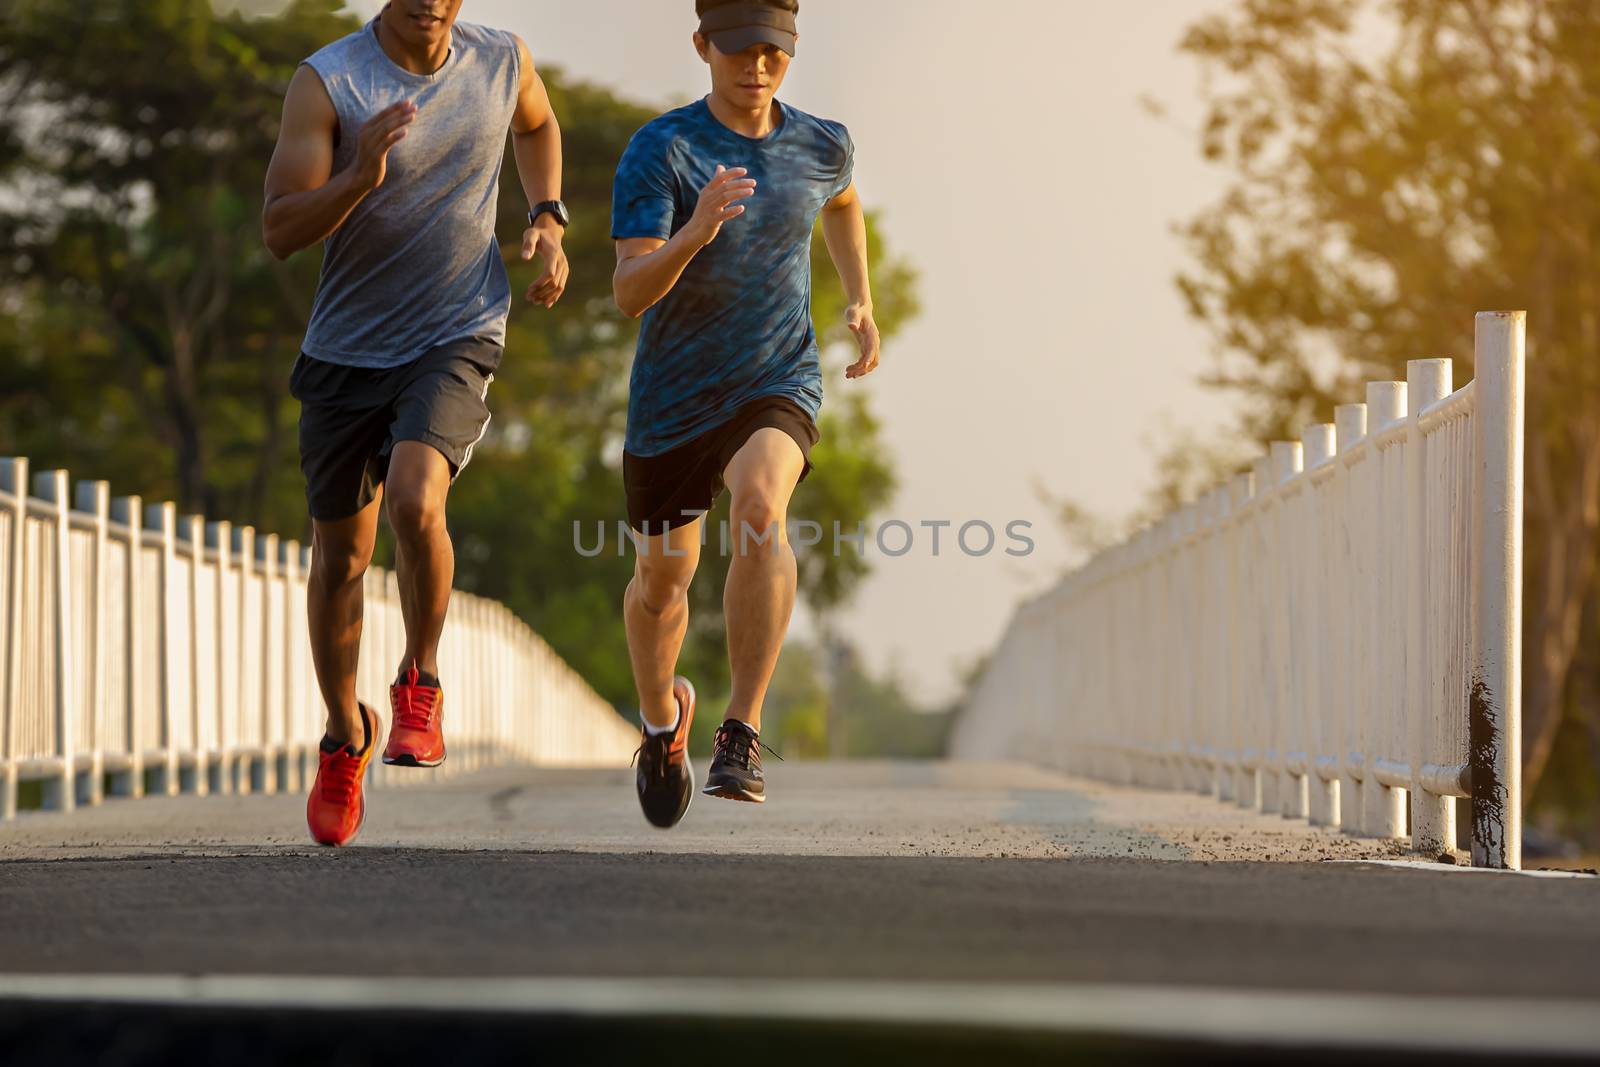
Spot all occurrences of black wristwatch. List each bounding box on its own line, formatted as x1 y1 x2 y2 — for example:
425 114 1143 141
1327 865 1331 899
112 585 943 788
528 200 570 229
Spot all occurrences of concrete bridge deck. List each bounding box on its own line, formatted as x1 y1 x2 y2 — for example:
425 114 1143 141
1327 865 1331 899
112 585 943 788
3 762 1597 1062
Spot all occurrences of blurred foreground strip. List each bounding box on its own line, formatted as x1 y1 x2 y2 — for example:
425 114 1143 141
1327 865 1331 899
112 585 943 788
2 974 1598 1064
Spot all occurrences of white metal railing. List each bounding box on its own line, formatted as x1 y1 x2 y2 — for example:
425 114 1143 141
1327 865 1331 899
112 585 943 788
0 458 639 820
954 311 1526 869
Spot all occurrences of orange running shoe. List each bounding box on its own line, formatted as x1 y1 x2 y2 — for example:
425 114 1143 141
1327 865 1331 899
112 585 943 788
384 665 446 768
306 702 382 847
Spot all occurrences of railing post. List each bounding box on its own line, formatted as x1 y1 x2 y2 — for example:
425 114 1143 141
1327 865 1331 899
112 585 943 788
207 520 234 795
1302 424 1338 828
1211 487 1234 803
74 480 111 807
230 526 257 793
108 495 144 798
1184 501 1208 794
1247 459 1273 811
280 539 302 795
300 543 316 789
1 457 29 821
1228 470 1255 808
1270 440 1305 819
145 501 179 796
1200 489 1224 798
179 513 207 796
1471 311 1525 870
258 532 280 795
1363 381 1408 840
1407 359 1454 855
1334 404 1367 833
34 470 75 812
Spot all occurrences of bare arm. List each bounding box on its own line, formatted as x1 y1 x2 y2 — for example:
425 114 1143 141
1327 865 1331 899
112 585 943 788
612 165 756 319
510 35 568 309
821 181 880 379
261 65 415 261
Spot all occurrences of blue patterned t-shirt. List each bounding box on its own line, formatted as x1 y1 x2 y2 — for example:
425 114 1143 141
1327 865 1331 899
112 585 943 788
612 98 854 456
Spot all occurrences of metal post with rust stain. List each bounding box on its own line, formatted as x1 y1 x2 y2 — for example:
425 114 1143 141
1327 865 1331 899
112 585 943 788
1470 311 1525 870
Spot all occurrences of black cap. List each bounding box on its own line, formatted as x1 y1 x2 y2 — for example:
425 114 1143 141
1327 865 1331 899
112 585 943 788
699 2 797 57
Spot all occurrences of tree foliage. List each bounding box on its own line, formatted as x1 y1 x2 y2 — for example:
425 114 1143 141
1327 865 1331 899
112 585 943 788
1173 0 1600 837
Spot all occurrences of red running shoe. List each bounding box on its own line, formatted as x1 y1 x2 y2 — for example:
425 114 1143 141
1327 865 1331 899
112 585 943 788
384 665 446 768
306 702 382 847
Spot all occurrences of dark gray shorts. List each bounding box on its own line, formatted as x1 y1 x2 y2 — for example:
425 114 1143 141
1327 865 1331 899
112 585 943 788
290 337 501 522
622 395 820 534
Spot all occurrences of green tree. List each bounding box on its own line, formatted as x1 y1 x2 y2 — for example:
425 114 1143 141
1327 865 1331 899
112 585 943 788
1169 0 1600 833
0 0 355 529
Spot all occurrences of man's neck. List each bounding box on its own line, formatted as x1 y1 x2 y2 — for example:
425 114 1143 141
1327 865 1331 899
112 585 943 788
374 13 451 76
705 93 781 140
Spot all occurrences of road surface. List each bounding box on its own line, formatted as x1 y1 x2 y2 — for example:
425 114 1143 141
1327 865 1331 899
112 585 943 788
2 761 1597 1063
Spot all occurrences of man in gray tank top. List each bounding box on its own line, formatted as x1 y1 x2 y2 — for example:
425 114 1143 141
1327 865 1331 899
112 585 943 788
262 0 570 847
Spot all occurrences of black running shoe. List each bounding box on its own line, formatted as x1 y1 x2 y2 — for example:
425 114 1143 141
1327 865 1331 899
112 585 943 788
633 677 696 829
703 719 782 804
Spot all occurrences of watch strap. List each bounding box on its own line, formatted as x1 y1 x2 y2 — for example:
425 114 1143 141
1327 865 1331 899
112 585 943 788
528 200 569 228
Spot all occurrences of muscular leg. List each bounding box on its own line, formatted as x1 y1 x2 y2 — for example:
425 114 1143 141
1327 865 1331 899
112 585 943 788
721 429 805 732
625 517 703 729
307 493 383 747
385 441 455 677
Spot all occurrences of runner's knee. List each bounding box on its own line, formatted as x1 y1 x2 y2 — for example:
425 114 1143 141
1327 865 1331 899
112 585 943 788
385 477 445 540
312 532 374 588
729 490 787 550
634 557 695 614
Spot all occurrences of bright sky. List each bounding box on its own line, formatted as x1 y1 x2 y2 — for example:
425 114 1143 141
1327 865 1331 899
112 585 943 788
336 0 1237 703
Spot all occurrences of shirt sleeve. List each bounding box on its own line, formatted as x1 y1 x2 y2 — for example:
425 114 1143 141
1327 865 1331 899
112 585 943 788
611 134 678 241
828 127 856 201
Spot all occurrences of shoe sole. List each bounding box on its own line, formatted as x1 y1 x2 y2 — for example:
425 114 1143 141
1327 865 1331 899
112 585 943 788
702 783 765 804
671 677 697 826
381 752 446 769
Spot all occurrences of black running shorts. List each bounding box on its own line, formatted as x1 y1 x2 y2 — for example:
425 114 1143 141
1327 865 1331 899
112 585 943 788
290 337 501 522
622 396 821 534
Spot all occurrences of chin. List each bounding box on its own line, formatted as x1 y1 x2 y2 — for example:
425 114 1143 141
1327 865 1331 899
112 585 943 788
395 13 446 43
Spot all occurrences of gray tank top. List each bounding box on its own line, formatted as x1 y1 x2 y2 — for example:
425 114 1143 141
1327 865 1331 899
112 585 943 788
301 19 519 369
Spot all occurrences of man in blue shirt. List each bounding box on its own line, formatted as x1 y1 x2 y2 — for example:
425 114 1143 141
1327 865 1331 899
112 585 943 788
612 0 882 827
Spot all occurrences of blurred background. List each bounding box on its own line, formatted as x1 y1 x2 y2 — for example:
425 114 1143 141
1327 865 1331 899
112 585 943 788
1 0 1595 855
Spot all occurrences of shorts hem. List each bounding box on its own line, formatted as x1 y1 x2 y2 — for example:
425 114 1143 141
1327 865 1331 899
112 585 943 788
622 396 819 535
306 491 381 524
388 429 477 479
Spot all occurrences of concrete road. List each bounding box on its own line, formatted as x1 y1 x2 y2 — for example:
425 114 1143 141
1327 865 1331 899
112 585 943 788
0 760 1416 862
2 762 1598 1063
